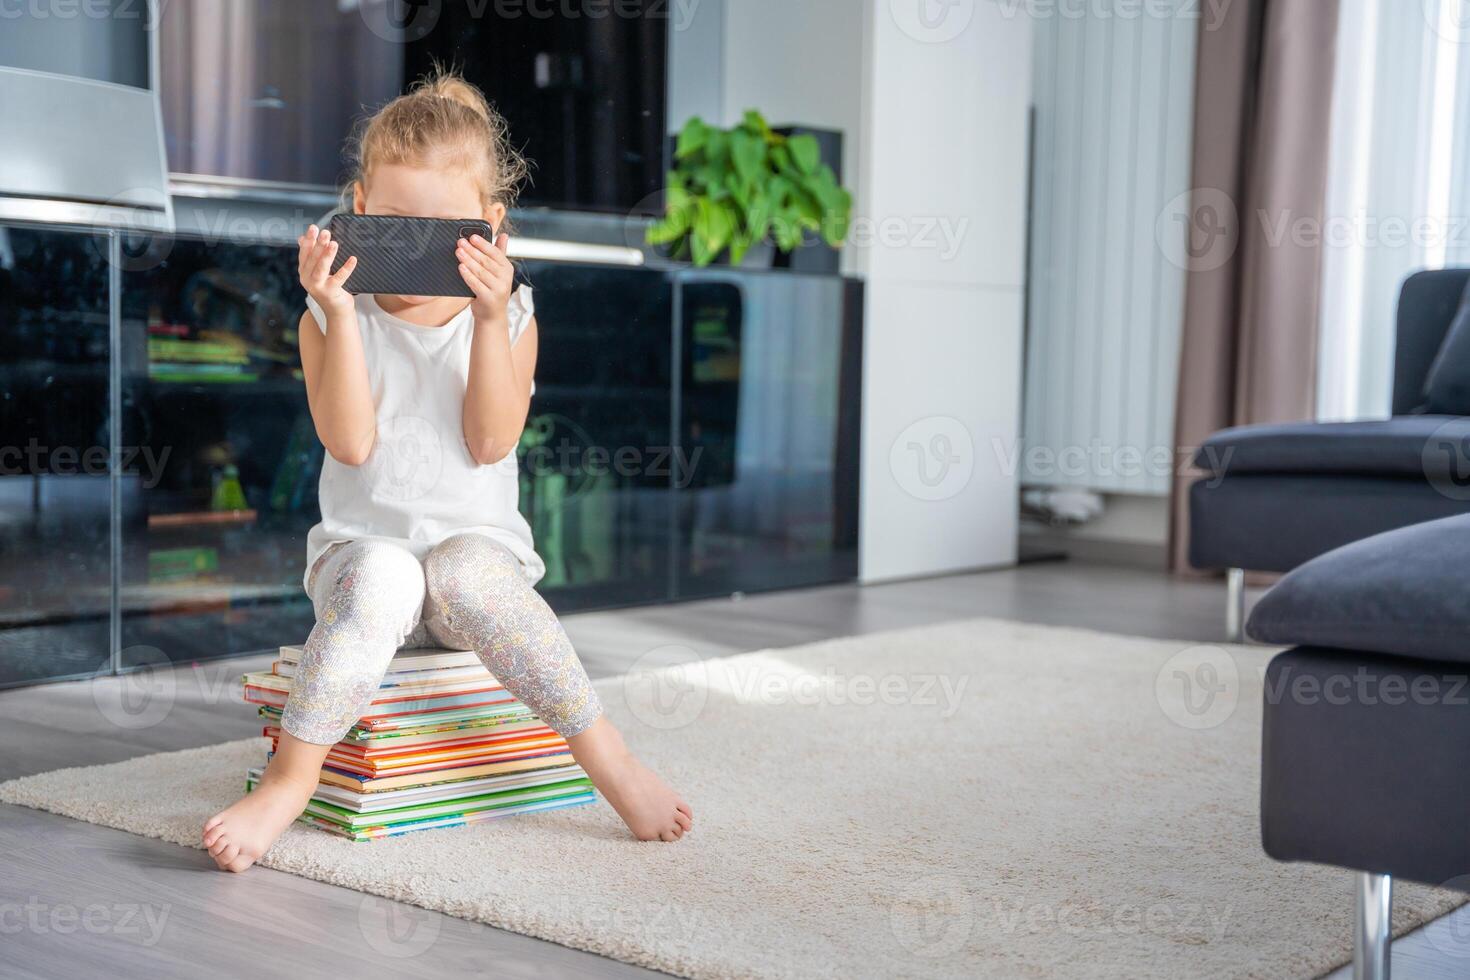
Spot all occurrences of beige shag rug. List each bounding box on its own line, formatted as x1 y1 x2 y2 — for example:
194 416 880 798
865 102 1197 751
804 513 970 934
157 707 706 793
0 619 1462 979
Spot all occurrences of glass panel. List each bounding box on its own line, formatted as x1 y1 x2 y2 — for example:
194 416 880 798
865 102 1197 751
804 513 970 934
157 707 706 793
158 1 403 186
118 234 317 667
520 262 675 611
156 1 668 212
0 225 114 685
673 272 861 598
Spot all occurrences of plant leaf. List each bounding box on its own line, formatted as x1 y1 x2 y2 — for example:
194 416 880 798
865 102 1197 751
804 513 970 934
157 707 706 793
692 197 734 266
742 109 772 140
771 144 796 177
788 134 821 175
676 117 708 159
820 187 852 244
731 130 765 185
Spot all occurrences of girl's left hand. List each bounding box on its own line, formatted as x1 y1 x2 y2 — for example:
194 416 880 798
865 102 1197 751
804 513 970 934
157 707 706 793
457 233 514 325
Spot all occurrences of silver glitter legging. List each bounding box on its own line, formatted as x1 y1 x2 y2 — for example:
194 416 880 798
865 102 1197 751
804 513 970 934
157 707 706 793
281 534 603 745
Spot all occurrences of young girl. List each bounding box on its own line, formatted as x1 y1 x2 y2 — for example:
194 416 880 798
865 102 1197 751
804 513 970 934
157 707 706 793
202 73 691 871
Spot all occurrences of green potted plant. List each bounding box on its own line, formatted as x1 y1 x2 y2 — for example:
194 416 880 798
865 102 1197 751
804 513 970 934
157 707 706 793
648 111 853 267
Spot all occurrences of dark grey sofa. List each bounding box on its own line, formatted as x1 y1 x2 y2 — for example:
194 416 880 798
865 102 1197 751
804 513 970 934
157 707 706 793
1247 514 1470 979
1191 269 1470 639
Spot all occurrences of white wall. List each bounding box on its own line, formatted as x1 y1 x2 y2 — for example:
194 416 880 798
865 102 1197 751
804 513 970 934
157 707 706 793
668 1 1034 583
670 0 867 275
718 0 866 228
856 2 1032 581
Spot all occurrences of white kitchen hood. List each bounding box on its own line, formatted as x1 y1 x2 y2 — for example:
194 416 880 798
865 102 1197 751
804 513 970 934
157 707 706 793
0 65 173 233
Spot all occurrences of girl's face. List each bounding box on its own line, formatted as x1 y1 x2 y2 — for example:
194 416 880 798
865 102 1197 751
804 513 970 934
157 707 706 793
353 162 508 309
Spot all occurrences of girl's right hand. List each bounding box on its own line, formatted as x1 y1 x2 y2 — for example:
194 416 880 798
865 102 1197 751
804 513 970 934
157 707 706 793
297 225 357 318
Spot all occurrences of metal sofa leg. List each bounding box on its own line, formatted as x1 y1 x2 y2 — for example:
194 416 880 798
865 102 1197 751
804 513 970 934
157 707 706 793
1226 568 1246 643
1354 871 1392 980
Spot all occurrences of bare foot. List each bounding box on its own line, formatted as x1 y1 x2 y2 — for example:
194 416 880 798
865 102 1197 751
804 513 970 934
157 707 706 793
570 718 692 842
201 773 316 872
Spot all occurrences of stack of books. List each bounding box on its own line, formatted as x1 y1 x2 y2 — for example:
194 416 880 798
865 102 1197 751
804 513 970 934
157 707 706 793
240 645 595 840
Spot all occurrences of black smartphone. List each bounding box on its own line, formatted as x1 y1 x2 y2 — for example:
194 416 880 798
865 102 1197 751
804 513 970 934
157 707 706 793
327 214 495 297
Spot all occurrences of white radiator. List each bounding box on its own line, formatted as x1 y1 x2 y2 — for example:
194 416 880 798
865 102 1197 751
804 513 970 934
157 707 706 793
1022 4 1199 495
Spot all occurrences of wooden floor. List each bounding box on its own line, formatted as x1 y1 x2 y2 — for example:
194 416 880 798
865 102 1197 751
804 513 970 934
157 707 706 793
0 561 1461 979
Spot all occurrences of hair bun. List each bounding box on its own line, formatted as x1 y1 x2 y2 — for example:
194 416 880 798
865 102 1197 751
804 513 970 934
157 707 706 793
420 71 490 124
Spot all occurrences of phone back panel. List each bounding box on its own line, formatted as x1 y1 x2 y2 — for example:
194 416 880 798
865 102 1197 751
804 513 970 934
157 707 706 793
328 214 492 297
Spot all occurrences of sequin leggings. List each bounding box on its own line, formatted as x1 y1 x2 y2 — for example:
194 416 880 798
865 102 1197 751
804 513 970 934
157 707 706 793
281 534 603 745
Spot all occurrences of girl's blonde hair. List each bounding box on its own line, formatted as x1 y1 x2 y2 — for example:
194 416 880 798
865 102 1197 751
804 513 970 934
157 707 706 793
346 69 529 220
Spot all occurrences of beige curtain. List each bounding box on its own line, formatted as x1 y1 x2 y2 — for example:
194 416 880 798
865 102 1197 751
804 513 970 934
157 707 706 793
1167 0 1341 573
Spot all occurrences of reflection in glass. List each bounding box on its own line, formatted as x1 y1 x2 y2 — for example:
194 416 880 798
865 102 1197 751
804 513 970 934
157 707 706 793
158 1 403 186
674 273 862 597
520 262 674 610
0 225 113 685
0 224 860 685
120 235 319 666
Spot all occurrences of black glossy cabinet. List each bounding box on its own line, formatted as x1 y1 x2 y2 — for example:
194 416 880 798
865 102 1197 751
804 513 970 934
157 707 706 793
0 224 861 686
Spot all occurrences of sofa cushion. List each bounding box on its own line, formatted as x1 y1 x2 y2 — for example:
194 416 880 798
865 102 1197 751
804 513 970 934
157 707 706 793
1247 513 1470 662
1188 474 1470 572
1261 646 1470 889
1193 416 1470 479
1423 276 1470 413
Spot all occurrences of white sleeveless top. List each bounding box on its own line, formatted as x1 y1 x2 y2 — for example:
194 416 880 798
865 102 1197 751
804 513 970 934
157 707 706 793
302 286 545 587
